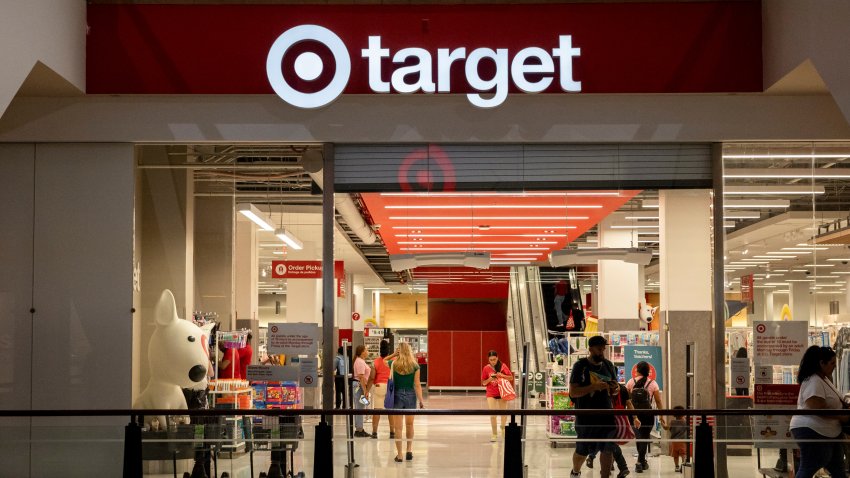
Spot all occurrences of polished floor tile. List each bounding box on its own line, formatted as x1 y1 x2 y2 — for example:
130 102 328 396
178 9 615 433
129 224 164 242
145 393 781 477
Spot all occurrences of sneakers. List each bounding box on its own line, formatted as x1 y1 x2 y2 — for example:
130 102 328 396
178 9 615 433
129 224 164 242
617 469 630 478
570 471 581 478
586 455 594 468
354 430 370 438
490 434 498 442
634 462 644 473
371 432 378 439
675 465 682 473
640 461 649 471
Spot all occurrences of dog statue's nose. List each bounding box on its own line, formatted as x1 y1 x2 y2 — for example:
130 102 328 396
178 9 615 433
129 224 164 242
189 365 207 382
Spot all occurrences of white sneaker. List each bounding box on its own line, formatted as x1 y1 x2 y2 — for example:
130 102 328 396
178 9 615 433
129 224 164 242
490 434 497 442
570 471 581 478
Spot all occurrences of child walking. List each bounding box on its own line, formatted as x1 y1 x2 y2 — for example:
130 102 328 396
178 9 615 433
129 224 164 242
663 406 688 473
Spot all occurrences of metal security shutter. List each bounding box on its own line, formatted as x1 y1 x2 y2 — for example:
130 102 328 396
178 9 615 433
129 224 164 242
334 143 711 192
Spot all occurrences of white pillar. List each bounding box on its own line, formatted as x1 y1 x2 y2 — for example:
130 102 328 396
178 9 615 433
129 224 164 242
764 291 775 321
285 242 322 324
659 190 713 408
597 215 642 331
789 278 811 323
353 282 366 332
233 218 258 322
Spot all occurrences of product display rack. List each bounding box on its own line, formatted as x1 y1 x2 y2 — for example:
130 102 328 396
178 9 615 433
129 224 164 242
545 368 576 446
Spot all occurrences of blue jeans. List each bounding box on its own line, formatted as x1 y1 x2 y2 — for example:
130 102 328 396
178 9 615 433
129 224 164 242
791 427 846 478
554 295 566 325
353 382 368 429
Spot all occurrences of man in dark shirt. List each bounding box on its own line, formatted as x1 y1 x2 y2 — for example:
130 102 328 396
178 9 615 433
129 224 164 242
569 335 617 478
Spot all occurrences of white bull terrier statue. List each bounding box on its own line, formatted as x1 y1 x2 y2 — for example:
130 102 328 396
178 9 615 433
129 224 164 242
134 289 209 429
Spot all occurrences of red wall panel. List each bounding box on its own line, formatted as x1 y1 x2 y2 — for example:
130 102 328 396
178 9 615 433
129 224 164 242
427 331 453 387
428 300 508 331
429 282 509 300
451 331 484 387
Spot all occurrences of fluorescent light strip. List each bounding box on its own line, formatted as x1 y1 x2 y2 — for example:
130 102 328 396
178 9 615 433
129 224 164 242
380 192 622 197
385 205 602 209
723 199 790 208
782 247 829 251
725 211 761 219
237 203 275 231
724 168 850 179
827 258 850 262
400 247 548 251
803 264 834 267
724 186 825 195
397 234 566 238
399 241 556 245
610 224 659 229
724 153 850 159
392 226 577 230
389 216 589 220
769 251 810 255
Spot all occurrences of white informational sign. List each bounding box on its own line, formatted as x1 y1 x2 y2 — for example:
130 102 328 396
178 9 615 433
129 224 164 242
299 358 318 388
267 322 319 355
755 365 773 385
245 365 300 382
752 321 808 366
751 410 794 449
731 357 750 389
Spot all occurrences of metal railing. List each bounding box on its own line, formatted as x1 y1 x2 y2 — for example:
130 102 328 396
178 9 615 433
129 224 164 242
2 407 848 478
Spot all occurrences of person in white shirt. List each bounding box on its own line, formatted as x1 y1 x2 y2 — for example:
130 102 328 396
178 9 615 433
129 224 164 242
789 345 849 478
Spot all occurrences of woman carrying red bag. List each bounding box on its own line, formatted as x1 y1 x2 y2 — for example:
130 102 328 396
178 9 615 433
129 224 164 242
482 350 513 442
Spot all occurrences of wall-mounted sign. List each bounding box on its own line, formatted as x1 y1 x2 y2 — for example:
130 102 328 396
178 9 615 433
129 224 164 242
731 357 750 389
624 345 663 389
267 322 319 355
753 321 807 366
88 4 763 104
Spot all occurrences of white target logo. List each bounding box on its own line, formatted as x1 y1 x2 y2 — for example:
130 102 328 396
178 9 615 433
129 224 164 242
266 25 351 109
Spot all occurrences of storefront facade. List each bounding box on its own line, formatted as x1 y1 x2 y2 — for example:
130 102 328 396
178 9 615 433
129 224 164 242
2 1 850 476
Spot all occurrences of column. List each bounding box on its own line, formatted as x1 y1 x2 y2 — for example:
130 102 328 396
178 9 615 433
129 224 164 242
285 242 322 325
233 218 258 322
597 215 643 331
659 190 714 408
789 278 811 323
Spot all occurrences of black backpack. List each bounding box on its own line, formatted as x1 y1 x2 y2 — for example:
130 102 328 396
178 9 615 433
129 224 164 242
631 377 654 410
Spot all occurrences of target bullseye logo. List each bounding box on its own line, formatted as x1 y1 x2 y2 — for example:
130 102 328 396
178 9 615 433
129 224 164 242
756 323 767 334
266 24 351 109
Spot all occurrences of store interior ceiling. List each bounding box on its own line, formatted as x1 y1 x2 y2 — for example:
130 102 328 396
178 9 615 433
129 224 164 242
149 142 850 300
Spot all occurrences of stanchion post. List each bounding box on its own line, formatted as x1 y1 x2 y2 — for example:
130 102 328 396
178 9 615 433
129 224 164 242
122 415 142 478
694 415 715 478
503 416 523 478
313 418 334 477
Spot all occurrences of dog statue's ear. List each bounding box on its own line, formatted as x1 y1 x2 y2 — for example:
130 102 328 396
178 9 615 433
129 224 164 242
155 289 179 327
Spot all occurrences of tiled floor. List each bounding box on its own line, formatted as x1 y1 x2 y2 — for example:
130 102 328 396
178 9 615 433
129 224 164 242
147 394 785 477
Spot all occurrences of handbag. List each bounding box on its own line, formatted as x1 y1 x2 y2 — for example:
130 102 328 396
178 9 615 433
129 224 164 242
384 360 396 409
614 414 636 445
497 377 517 401
565 309 575 330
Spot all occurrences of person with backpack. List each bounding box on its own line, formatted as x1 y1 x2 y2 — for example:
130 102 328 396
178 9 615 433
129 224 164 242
569 335 618 478
586 381 636 477
626 361 666 473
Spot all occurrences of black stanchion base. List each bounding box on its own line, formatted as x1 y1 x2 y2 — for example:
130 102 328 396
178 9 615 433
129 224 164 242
313 420 334 478
503 422 524 478
694 418 715 478
123 419 142 478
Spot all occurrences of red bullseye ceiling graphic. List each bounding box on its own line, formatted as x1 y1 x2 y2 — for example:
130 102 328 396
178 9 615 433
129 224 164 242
360 191 640 267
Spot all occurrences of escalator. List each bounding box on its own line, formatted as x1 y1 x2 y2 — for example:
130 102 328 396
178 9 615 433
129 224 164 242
506 266 549 376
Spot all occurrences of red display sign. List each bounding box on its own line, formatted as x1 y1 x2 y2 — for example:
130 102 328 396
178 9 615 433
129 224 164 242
87 3 761 98
754 384 800 406
741 274 754 303
272 260 343 280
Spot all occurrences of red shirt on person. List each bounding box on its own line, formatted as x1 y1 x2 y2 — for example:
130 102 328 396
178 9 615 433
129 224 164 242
219 348 242 379
237 344 253 379
482 362 512 398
